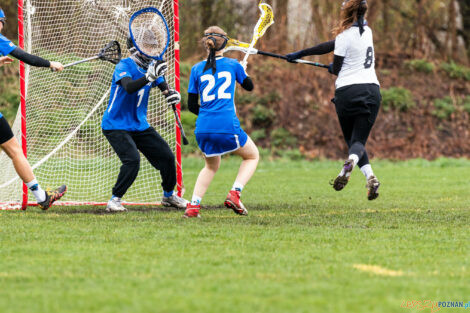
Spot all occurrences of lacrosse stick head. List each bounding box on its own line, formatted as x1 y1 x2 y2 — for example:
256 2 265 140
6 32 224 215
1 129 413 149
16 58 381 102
254 3 274 41
129 7 170 60
98 41 122 65
225 39 257 54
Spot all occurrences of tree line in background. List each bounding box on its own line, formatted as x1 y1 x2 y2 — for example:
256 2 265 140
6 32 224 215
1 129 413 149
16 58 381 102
179 0 469 64
1 0 468 64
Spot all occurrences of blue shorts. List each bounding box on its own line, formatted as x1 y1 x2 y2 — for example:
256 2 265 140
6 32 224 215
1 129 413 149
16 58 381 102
196 129 248 157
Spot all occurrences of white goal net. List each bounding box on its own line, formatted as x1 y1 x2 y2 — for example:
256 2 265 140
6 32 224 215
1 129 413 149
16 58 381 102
0 0 182 210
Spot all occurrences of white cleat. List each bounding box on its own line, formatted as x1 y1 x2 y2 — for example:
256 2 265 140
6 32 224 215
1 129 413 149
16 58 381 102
162 194 188 209
106 197 127 212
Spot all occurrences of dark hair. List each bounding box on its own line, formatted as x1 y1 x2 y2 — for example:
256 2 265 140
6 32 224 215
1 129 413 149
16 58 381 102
202 26 228 74
333 0 368 36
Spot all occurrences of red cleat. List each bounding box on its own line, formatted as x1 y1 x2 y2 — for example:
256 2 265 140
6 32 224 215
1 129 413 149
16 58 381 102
183 203 201 218
224 190 248 216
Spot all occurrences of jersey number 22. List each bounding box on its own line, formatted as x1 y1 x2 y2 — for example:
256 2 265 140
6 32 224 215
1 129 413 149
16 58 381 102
201 71 232 102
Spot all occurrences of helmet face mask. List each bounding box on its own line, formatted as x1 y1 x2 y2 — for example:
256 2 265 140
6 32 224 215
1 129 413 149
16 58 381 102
127 36 152 70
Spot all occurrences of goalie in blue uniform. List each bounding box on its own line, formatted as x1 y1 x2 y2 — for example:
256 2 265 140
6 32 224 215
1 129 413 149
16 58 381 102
0 7 66 209
101 37 187 212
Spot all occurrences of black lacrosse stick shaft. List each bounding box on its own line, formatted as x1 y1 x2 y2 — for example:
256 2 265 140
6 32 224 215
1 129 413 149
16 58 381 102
171 103 189 145
257 50 329 69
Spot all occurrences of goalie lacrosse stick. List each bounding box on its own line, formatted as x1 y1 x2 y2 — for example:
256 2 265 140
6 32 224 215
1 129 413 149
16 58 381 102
59 41 121 70
129 7 188 145
241 3 274 69
226 39 329 69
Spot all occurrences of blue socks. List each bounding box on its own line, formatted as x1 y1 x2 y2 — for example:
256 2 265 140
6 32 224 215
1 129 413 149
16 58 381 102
164 190 174 198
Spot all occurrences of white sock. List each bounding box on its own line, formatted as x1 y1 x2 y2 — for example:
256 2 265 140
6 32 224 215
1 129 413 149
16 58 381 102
360 164 374 179
349 154 359 166
191 195 202 206
26 179 46 203
232 182 244 192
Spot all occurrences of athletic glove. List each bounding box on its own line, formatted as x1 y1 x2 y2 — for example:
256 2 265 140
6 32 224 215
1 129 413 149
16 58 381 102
146 60 168 82
165 89 181 107
285 51 302 63
328 63 334 75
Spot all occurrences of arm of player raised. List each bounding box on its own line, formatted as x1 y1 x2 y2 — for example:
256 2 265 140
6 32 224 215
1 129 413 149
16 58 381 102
119 76 149 94
286 40 335 62
9 48 63 71
235 62 254 92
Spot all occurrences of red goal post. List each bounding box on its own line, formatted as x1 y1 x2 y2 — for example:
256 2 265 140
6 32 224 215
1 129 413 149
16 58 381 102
0 0 182 210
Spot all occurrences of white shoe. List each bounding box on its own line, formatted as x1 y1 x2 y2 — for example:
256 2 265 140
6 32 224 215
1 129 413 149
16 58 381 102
162 194 188 209
106 197 127 212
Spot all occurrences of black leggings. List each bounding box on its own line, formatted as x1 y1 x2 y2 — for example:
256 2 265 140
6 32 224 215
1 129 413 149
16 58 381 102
334 84 381 168
103 127 176 198
0 116 14 145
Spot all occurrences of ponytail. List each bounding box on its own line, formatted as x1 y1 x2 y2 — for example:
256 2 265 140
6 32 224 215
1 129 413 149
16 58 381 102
357 0 367 35
204 37 218 74
202 26 228 74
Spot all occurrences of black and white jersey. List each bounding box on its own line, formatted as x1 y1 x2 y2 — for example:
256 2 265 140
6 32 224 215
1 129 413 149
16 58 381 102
334 26 380 89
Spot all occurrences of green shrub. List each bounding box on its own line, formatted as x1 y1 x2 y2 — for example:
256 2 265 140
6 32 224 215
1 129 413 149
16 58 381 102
432 96 455 120
250 129 267 142
440 61 470 81
462 96 470 114
257 91 281 106
180 111 199 155
235 93 256 105
404 59 435 73
251 105 276 127
381 87 416 112
271 127 297 149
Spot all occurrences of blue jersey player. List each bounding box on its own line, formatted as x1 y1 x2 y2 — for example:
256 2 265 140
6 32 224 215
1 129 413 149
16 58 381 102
0 7 66 209
101 37 187 212
184 26 259 218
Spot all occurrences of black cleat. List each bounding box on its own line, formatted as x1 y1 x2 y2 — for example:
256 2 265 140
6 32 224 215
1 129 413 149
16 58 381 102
38 185 67 210
331 159 354 191
366 176 380 201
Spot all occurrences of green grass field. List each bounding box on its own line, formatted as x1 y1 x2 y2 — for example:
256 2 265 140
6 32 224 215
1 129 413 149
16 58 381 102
1 157 469 313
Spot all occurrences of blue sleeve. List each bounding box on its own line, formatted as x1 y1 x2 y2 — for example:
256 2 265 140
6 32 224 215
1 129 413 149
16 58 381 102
234 61 248 85
152 76 165 88
0 34 17 57
113 61 132 83
187 66 199 94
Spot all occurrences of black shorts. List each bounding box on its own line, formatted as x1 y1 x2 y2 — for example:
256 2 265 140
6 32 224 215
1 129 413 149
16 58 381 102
333 83 381 118
0 116 14 145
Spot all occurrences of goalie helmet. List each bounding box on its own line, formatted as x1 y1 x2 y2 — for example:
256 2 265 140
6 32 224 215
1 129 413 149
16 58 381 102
127 36 152 70
0 8 6 26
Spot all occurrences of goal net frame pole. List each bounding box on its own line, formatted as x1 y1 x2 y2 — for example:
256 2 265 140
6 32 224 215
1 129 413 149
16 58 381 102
14 0 183 209
18 0 28 210
173 0 183 197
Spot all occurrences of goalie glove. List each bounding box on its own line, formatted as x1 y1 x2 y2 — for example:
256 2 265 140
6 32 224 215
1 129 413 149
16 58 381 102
165 89 181 107
146 60 168 82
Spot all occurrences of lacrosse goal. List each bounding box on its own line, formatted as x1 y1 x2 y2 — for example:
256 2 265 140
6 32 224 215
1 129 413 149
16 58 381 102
0 0 182 210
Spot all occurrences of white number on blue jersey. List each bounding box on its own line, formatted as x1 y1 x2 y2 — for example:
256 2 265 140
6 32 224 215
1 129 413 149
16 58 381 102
201 71 232 102
137 89 145 107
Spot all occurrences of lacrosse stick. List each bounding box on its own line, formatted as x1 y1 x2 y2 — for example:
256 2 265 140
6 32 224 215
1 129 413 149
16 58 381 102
129 7 188 145
59 41 121 70
241 3 274 69
226 39 329 69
